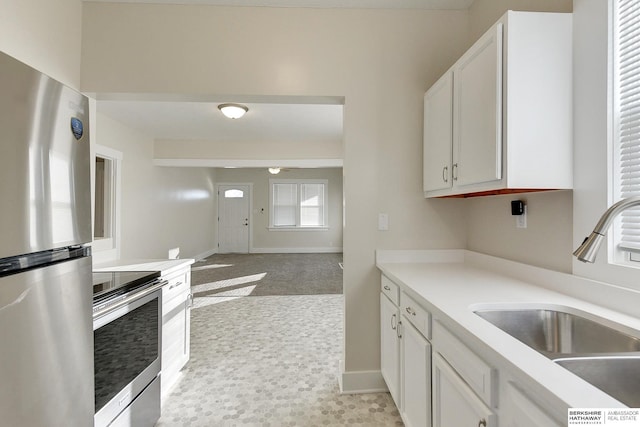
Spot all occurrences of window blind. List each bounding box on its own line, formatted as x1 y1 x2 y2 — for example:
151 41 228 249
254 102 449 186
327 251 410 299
617 0 640 252
300 183 325 227
272 183 297 227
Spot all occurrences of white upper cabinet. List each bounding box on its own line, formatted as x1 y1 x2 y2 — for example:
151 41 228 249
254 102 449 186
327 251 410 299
424 11 573 198
423 71 453 193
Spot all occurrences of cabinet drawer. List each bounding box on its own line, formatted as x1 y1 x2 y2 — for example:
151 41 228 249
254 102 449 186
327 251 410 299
433 321 496 407
381 275 399 306
400 292 431 340
162 271 189 309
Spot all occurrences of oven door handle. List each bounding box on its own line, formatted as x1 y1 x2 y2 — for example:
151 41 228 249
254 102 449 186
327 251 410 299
93 280 168 320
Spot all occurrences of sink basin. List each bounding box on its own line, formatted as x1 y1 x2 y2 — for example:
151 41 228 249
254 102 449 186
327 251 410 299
474 308 640 357
474 307 640 406
555 357 640 407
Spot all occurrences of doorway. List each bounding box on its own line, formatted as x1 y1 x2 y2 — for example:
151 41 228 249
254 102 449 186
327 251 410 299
217 183 252 253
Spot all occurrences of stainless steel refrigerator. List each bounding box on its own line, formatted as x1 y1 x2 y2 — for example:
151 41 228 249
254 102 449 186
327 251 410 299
0 51 94 426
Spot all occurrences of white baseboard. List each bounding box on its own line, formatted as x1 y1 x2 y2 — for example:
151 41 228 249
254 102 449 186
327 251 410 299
193 248 217 261
251 247 343 254
337 360 388 394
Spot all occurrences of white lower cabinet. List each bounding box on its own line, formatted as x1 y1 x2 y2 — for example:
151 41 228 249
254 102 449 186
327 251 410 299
433 353 496 427
502 382 563 427
380 292 401 405
161 266 192 399
401 320 431 427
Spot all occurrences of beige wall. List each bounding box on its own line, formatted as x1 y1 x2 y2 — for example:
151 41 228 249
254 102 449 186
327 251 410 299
96 113 217 260
469 0 573 41
0 0 82 89
464 0 575 273
215 168 343 252
155 139 343 163
81 3 469 376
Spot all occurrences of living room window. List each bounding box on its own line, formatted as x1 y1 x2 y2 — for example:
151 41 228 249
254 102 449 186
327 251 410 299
92 145 122 261
269 179 328 229
612 0 640 264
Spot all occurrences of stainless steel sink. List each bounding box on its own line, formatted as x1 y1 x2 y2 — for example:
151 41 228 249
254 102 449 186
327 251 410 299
474 308 640 358
555 357 640 407
474 307 640 406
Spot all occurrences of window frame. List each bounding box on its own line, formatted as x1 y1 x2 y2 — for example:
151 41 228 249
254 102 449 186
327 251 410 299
92 144 122 262
268 178 329 230
611 0 640 267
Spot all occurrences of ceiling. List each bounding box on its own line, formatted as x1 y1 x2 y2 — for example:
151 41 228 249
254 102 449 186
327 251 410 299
83 0 475 10
97 98 343 144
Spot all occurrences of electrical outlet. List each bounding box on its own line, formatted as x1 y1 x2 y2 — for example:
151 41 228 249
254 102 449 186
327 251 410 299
516 206 527 229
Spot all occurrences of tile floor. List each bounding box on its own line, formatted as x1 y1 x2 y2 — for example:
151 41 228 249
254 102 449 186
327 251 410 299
156 294 403 426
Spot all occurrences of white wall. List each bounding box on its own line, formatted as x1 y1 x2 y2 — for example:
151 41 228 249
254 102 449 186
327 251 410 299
95 113 217 260
0 0 82 89
215 168 343 253
81 3 469 381
463 0 575 273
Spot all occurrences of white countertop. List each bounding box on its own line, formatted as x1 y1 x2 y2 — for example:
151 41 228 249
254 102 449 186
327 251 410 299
376 250 640 409
93 258 194 277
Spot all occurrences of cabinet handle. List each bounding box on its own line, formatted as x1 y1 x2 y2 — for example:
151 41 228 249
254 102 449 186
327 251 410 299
169 281 183 290
442 166 449 183
187 292 193 308
383 285 391 291
452 163 458 181
391 313 397 330
405 307 416 316
396 320 402 339
478 419 487 427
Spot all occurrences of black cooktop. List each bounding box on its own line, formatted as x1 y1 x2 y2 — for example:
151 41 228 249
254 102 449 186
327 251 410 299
92 270 161 305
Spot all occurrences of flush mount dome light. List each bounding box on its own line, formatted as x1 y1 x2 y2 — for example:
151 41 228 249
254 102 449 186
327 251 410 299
268 167 281 175
218 103 248 119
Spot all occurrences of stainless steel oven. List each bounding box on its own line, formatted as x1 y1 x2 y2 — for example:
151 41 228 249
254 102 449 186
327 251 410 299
93 271 166 427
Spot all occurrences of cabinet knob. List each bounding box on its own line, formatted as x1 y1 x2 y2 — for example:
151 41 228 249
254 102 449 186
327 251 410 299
383 285 391 291
405 307 416 316
478 419 487 427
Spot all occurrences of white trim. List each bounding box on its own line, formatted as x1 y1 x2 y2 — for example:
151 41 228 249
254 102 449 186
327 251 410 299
92 145 123 262
154 158 343 168
337 360 388 394
267 227 329 231
251 247 342 254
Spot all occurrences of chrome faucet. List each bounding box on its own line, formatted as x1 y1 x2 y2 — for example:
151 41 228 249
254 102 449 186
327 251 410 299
574 196 640 263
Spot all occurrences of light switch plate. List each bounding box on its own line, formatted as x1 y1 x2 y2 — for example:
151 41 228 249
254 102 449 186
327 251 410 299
378 213 389 231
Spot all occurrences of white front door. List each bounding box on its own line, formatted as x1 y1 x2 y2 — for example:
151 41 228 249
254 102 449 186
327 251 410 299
218 184 250 253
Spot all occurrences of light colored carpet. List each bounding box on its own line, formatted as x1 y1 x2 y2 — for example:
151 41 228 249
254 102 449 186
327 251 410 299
191 253 343 298
156 295 403 426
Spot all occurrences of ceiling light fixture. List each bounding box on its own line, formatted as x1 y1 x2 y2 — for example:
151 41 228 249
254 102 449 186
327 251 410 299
268 167 281 175
218 103 248 119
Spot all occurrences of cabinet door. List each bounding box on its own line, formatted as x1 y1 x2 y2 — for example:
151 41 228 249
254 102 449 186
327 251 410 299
424 71 453 192
453 23 503 188
401 320 432 427
381 293 401 406
433 353 496 427
503 382 563 427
